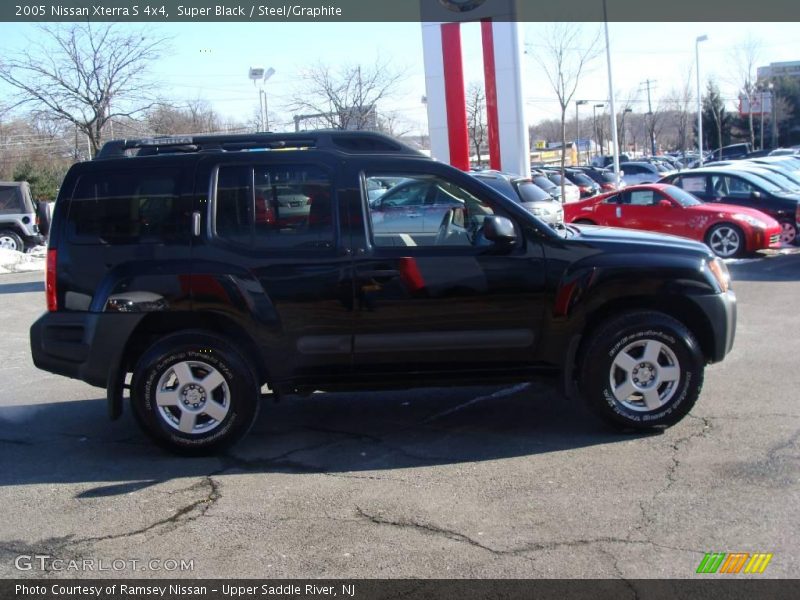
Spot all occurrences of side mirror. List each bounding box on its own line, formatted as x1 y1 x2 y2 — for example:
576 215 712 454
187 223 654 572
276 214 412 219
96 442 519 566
751 191 762 200
482 215 517 244
658 199 673 208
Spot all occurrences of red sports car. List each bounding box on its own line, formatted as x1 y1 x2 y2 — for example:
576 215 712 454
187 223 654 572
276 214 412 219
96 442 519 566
564 183 782 258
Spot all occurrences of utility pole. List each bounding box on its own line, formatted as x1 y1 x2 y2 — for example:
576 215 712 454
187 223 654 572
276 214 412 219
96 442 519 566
641 79 658 156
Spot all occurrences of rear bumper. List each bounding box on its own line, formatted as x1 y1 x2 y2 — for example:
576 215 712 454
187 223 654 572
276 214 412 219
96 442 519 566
691 290 737 363
30 311 144 388
23 234 46 249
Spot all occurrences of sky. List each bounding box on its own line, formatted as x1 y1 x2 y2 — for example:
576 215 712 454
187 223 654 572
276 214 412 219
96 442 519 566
1 20 799 136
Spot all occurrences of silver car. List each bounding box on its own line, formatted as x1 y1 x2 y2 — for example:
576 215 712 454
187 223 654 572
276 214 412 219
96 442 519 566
472 170 564 227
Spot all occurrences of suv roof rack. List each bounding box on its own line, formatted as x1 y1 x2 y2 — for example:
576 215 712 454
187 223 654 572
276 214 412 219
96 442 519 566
95 130 426 160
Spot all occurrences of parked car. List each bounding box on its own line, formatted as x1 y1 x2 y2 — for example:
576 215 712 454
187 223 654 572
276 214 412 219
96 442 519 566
471 170 564 227
709 143 752 162
562 168 601 198
768 147 800 157
747 156 800 173
619 162 673 186
591 154 630 168
660 168 800 245
702 162 800 194
31 131 737 453
0 181 46 251
574 166 625 192
530 171 563 201
564 183 781 258
542 170 581 203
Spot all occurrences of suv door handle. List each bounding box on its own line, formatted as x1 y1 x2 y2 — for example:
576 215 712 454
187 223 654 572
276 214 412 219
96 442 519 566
192 211 201 237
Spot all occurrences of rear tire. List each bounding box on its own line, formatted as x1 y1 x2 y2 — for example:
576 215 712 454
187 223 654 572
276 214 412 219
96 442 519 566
130 331 260 455
0 230 24 252
578 311 704 430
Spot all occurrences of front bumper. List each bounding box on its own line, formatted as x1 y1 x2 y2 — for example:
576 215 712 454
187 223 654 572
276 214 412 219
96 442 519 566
30 311 144 388
691 290 737 363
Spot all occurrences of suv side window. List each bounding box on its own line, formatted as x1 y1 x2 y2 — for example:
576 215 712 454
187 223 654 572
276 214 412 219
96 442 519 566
66 169 186 244
365 173 495 248
0 186 23 213
214 164 334 250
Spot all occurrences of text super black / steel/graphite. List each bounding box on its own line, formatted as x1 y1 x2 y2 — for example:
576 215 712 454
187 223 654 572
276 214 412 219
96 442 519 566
30 131 736 454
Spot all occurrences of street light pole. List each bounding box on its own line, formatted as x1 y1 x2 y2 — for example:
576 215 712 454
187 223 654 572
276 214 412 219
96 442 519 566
759 88 766 150
603 0 621 187
696 34 708 166
593 103 605 159
576 99 588 165
248 66 276 132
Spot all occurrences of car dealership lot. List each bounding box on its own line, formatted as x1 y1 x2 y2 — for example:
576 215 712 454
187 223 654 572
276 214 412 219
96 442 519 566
1 251 798 579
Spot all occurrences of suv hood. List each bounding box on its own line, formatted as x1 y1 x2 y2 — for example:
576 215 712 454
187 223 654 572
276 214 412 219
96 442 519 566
570 224 711 255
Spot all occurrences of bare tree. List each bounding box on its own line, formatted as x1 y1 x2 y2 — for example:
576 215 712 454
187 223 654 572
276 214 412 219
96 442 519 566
290 59 404 131
146 99 221 135
0 24 168 156
615 89 639 154
730 35 763 150
376 112 413 138
530 24 601 201
662 65 695 152
466 82 487 166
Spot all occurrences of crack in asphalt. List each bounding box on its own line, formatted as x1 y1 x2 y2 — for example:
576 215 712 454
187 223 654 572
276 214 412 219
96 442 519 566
354 506 704 560
596 546 641 599
633 414 713 541
61 476 221 547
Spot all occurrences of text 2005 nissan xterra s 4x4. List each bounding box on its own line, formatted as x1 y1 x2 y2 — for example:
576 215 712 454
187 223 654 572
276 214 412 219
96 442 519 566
30 132 735 454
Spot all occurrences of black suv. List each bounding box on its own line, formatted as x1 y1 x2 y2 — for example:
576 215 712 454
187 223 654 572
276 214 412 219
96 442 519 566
30 132 737 454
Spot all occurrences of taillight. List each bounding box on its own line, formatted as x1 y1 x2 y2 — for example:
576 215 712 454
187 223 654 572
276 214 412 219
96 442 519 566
46 248 57 311
795 205 800 222
601 183 616 191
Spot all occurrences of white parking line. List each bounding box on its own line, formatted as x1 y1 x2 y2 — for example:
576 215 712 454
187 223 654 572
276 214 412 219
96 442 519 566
422 383 531 424
399 234 417 247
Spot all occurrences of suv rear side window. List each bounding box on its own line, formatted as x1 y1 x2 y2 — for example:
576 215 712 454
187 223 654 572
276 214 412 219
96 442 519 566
0 186 23 214
67 169 186 244
214 164 334 250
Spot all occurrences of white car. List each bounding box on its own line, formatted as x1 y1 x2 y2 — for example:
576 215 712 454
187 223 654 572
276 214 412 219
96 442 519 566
544 172 581 203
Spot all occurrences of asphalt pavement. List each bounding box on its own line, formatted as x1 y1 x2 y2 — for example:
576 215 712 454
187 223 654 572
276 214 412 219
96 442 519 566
0 252 798 579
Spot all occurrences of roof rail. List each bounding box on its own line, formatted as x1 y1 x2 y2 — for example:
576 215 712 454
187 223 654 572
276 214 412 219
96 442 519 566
95 130 426 160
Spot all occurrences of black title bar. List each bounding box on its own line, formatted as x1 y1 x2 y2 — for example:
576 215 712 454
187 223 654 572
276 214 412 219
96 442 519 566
3 0 800 22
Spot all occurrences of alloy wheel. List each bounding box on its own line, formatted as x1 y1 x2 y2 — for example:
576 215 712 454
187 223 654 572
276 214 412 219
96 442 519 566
608 339 681 412
155 360 231 434
708 226 741 258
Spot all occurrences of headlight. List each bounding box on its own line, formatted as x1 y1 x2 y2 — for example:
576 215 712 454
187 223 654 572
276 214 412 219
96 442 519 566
731 213 766 228
707 257 731 293
529 207 543 216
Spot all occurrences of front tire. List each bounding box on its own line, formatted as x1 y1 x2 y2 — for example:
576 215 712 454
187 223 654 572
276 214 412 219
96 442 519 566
706 223 744 258
579 311 704 430
131 331 260 455
779 220 797 246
